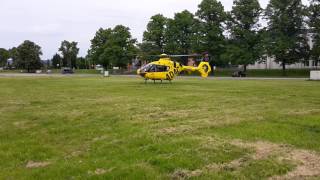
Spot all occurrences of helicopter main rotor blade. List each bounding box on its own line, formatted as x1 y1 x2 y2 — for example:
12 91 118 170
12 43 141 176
134 54 210 59
169 54 202 57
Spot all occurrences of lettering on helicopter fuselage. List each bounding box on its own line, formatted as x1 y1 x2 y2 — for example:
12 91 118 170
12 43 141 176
166 71 174 80
174 68 179 74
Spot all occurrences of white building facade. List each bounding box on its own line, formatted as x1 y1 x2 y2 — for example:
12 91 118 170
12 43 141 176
247 57 319 70
247 33 320 70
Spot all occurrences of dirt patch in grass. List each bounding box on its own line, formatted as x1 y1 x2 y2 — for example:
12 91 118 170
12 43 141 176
230 140 320 179
92 135 108 142
88 168 114 176
70 150 83 157
170 140 320 179
138 109 196 122
94 168 107 175
230 140 287 160
271 150 320 179
13 121 37 130
26 161 51 168
286 109 320 116
171 169 202 179
158 125 193 135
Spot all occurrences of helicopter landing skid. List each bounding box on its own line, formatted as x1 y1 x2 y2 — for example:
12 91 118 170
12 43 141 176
144 79 171 84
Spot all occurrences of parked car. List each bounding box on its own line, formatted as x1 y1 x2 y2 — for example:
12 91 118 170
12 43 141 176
61 67 74 74
232 71 246 77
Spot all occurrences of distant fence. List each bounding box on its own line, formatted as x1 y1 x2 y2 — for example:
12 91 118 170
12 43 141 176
213 68 310 77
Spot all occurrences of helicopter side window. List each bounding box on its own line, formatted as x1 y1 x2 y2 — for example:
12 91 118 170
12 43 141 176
149 65 156 72
155 65 169 72
141 64 168 72
141 64 152 72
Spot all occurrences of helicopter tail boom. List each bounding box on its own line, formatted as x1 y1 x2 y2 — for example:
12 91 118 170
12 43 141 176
182 62 212 78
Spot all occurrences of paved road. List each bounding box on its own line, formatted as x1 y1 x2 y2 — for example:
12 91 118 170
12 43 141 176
0 73 309 80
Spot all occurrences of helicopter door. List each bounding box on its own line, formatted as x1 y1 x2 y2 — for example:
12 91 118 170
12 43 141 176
155 65 169 80
148 65 156 79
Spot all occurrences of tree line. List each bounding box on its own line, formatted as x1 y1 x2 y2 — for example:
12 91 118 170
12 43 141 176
0 40 81 72
0 0 319 74
138 0 320 73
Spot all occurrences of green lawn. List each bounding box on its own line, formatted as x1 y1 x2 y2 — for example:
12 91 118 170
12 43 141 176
0 77 319 179
0 68 312 77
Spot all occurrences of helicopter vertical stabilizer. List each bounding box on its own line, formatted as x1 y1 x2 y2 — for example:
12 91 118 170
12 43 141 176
197 62 212 78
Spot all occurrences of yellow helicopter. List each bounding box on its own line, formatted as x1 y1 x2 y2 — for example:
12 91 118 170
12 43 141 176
137 54 212 83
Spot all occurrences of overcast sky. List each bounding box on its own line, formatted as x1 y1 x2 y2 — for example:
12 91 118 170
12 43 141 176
1 0 308 59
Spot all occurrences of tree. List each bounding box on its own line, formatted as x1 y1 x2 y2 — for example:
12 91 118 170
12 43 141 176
265 0 310 75
165 10 200 58
0 48 9 67
51 53 62 69
143 14 167 54
309 0 320 67
88 25 137 69
9 47 19 68
77 57 89 69
15 40 42 72
225 0 263 72
59 40 79 68
87 28 112 67
137 42 160 62
196 0 228 65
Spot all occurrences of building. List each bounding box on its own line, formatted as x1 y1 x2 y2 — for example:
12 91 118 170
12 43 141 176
248 33 319 70
247 57 319 70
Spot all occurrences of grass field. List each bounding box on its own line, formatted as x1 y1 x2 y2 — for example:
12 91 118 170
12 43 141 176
0 76 319 179
0 68 312 77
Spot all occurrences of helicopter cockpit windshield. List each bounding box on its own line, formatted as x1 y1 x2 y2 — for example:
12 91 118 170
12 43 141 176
141 64 169 72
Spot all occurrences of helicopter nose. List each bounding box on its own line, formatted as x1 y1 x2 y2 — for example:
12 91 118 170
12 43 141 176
137 69 146 77
139 72 147 78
